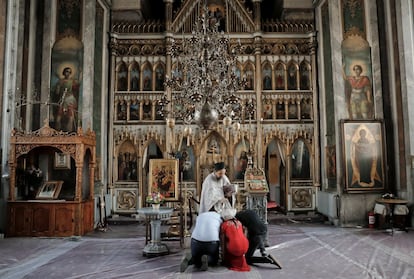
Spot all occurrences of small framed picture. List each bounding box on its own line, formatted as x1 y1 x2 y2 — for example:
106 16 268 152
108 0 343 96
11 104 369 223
54 153 71 169
36 181 63 200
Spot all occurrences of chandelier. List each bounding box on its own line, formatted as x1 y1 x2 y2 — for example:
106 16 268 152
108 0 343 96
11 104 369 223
158 5 245 130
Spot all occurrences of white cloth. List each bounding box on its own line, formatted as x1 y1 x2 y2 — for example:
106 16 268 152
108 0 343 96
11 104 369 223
220 200 237 220
374 203 387 216
394 205 409 215
199 172 231 213
191 212 222 242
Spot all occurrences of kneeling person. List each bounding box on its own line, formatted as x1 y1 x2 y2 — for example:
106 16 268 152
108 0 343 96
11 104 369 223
235 210 267 260
189 211 222 271
220 207 251 272
235 209 282 268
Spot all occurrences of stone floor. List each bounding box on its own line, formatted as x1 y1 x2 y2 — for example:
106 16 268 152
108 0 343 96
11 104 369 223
0 212 413 279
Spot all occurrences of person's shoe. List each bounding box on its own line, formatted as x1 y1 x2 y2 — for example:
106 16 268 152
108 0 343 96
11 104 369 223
260 248 268 257
180 252 192 272
180 256 189 272
200 254 208 271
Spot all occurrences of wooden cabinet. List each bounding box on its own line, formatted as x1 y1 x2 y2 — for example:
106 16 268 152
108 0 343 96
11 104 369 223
6 123 96 237
7 200 94 237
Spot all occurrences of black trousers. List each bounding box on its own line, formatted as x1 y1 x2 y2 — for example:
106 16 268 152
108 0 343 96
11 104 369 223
191 238 220 267
246 233 266 259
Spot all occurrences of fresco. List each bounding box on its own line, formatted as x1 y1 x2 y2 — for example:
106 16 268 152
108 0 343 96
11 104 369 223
50 0 83 132
341 0 373 120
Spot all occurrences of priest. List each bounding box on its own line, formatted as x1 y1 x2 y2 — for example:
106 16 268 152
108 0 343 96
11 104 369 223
199 162 231 213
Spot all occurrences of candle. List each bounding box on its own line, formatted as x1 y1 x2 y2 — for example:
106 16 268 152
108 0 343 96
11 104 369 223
179 172 183 200
100 188 105 208
212 147 215 162
249 117 252 143
178 133 183 151
242 131 247 152
184 182 188 235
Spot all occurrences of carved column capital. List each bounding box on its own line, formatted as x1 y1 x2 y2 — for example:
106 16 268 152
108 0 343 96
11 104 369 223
110 37 120 56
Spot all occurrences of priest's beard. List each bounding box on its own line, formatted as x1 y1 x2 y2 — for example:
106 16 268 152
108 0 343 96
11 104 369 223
214 175 223 181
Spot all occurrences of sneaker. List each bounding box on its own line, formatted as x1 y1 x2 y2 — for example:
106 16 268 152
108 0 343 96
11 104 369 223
200 254 208 271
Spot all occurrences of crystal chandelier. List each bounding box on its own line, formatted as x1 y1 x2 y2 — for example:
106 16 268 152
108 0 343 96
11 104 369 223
158 5 245 130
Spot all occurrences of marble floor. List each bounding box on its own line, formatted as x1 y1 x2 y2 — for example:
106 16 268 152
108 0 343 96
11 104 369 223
0 215 413 279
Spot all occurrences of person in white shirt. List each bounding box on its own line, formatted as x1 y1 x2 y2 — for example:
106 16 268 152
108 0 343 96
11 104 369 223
181 211 222 272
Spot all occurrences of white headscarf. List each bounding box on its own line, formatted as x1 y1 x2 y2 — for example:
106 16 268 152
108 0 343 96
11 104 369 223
219 200 237 220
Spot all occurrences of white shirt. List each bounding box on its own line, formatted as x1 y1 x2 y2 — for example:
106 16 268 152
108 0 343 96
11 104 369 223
199 172 231 213
191 212 222 242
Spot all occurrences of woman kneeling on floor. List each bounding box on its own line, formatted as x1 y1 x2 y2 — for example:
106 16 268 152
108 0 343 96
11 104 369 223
220 207 250 272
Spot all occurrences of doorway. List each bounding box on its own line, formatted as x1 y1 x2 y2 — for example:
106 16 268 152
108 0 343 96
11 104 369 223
265 139 286 208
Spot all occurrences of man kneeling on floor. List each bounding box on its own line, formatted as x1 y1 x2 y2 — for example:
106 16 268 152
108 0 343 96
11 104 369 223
181 211 222 272
235 209 281 268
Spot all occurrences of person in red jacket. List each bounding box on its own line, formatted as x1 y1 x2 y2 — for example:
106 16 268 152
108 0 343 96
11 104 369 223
220 207 250 272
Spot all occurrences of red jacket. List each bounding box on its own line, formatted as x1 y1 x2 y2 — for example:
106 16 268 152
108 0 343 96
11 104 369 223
220 219 250 271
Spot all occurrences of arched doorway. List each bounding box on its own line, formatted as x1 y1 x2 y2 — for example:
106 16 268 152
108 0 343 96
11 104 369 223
265 139 286 208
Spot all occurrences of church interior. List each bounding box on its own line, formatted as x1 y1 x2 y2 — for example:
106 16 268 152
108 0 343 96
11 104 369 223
0 0 414 278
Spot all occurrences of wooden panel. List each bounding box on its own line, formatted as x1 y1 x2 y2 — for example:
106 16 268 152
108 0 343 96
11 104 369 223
15 206 30 235
54 204 75 236
82 200 94 234
7 204 32 236
32 205 53 236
